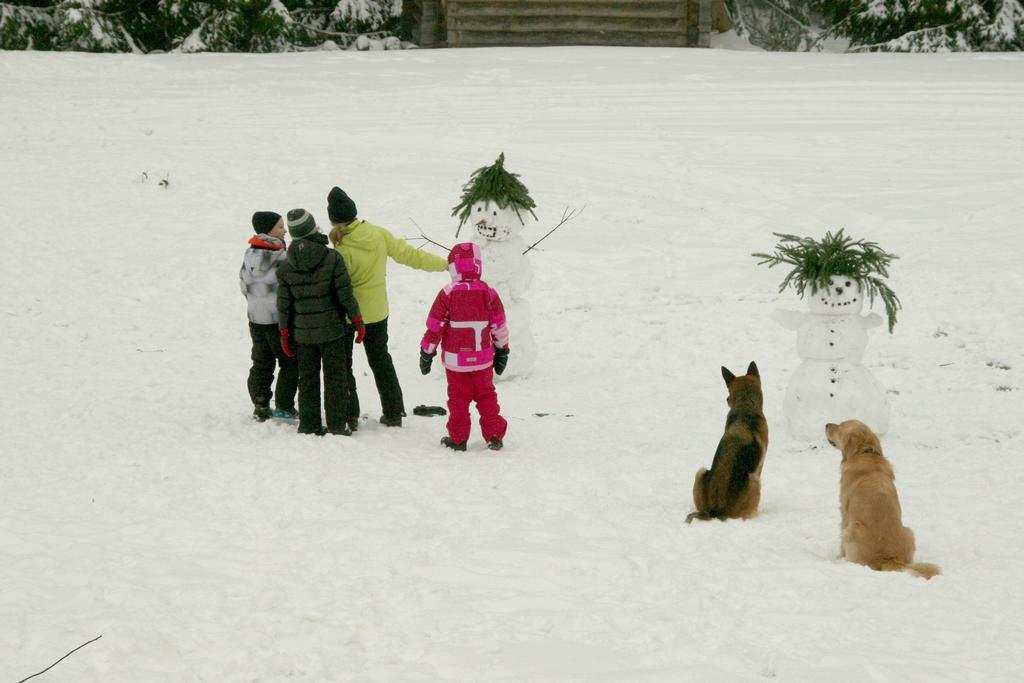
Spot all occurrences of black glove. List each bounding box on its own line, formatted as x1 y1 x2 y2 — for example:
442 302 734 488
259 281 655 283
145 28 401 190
419 350 434 375
493 347 509 375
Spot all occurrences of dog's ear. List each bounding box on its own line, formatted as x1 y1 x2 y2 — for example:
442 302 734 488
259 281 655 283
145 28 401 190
746 361 759 377
721 366 735 386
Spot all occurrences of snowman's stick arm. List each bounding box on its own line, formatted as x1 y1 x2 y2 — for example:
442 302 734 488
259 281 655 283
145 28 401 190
522 205 585 255
408 218 451 252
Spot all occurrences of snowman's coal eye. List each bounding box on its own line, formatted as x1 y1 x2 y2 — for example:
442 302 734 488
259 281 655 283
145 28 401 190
492 211 497 216
845 281 851 287
476 207 482 212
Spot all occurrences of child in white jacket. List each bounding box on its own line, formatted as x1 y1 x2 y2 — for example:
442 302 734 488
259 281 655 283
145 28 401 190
240 211 297 421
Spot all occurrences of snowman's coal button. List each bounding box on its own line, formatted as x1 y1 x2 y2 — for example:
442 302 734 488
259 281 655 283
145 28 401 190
829 342 834 346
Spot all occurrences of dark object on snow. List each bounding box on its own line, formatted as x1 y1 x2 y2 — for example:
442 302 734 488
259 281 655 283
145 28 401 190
347 417 360 432
487 438 503 451
327 186 358 224
413 405 447 416
493 347 509 375
252 211 281 234
252 403 272 422
441 436 467 451
380 414 402 427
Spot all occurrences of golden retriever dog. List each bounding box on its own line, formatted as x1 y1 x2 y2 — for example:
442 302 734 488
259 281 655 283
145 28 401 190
825 420 939 579
687 362 768 523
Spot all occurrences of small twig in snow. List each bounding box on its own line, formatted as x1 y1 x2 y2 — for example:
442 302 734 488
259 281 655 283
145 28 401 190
17 635 103 683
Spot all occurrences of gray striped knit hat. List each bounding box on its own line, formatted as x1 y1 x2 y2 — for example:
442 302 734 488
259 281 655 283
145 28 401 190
286 208 318 240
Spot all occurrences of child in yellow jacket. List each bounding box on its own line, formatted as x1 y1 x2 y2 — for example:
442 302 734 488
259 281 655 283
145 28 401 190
327 186 447 430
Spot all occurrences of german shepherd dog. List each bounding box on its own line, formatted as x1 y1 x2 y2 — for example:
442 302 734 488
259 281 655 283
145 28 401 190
825 420 940 579
686 362 768 523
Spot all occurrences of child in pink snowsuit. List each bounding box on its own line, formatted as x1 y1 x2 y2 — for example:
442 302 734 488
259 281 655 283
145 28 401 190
419 242 510 451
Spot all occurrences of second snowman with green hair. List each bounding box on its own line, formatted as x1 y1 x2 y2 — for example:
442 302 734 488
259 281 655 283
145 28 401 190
452 153 539 378
754 229 901 439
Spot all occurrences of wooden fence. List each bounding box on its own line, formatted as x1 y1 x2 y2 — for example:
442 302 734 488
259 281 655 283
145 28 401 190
425 0 713 49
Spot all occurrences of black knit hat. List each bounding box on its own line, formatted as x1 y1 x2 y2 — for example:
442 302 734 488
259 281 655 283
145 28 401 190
327 186 357 224
286 208 318 240
251 211 281 234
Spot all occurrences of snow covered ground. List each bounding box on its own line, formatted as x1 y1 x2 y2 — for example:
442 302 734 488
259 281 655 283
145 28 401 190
2 47 1023 682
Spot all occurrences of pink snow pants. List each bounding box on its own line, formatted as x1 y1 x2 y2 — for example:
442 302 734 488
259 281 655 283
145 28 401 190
445 368 507 444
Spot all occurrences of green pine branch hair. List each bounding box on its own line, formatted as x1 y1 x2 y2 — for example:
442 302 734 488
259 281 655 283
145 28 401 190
752 229 902 332
451 152 538 229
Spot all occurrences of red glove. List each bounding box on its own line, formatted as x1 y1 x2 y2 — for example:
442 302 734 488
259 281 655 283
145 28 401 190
280 329 295 358
352 314 366 344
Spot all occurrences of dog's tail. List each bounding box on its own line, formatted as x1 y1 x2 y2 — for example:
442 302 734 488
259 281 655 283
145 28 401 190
906 562 941 579
685 510 715 524
879 559 941 580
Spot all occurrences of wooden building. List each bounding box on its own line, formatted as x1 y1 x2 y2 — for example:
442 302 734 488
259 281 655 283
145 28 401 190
408 0 727 49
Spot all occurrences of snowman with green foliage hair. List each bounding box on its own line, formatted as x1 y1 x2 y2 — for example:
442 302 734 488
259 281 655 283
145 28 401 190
754 230 901 439
452 153 538 378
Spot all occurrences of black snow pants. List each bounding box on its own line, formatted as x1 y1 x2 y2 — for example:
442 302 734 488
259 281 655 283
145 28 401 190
247 322 298 410
342 317 405 420
296 335 349 433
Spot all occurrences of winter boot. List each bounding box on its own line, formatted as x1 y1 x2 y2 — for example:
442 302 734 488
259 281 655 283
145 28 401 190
253 404 272 422
441 436 467 451
329 424 352 437
297 425 327 436
487 438 503 451
273 407 298 421
380 414 402 428
347 416 360 432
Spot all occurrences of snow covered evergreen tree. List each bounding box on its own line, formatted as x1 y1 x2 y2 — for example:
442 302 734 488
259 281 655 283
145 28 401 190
1 0 166 52
0 0 402 52
173 0 293 53
277 0 400 47
726 0 820 51
833 0 1024 51
168 0 401 52
52 0 140 52
725 0 1023 51
325 0 400 34
0 2 56 50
